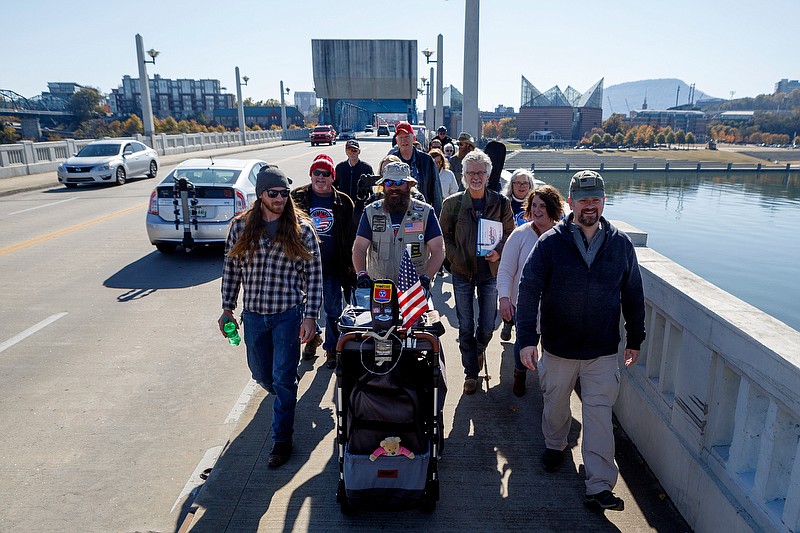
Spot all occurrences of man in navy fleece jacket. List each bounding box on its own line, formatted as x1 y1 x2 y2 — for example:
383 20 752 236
516 170 645 512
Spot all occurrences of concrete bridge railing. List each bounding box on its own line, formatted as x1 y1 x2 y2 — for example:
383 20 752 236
614 221 800 533
0 128 309 179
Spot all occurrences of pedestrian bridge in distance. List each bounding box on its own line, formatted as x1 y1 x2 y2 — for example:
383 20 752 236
615 222 800 533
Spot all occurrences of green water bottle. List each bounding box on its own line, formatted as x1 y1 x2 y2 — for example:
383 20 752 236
223 321 241 346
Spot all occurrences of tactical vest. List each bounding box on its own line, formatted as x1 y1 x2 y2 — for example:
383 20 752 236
365 199 431 282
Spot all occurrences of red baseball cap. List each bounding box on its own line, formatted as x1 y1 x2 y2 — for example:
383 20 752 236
395 121 414 136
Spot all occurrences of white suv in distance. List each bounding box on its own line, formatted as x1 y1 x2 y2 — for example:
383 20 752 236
57 139 158 188
146 158 268 253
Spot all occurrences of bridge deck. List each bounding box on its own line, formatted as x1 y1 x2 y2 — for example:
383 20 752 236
184 281 689 532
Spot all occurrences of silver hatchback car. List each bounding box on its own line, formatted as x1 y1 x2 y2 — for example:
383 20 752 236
146 158 269 253
57 139 159 188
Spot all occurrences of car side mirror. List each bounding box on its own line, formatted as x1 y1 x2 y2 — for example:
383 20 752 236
124 147 134 155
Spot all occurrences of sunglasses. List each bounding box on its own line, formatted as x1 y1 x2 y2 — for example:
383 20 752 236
382 179 407 187
312 169 331 177
265 189 290 198
346 147 359 152
512 181 530 187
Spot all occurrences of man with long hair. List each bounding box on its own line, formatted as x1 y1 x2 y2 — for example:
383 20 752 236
219 166 322 468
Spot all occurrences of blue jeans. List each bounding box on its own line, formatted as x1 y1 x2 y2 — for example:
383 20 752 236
321 274 343 351
452 274 498 379
242 305 303 443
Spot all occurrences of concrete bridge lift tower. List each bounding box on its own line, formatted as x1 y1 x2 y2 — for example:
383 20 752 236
312 39 418 131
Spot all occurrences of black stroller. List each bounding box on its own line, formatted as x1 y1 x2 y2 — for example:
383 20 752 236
334 280 443 514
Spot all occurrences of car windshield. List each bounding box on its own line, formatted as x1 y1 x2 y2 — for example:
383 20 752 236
76 144 120 157
314 127 330 132
170 168 242 184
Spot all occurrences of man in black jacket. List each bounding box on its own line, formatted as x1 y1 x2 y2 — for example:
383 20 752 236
388 121 442 214
516 170 645 512
292 154 356 368
333 140 374 227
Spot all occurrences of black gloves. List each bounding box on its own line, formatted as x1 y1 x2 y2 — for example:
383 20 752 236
356 272 372 289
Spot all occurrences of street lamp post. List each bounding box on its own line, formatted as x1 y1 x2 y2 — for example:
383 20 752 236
419 76 432 133
422 34 444 130
280 82 289 131
235 67 248 145
135 34 159 146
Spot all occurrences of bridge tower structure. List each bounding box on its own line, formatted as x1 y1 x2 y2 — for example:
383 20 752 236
312 40 418 131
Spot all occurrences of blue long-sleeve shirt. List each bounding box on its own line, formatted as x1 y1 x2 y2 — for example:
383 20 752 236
516 215 646 359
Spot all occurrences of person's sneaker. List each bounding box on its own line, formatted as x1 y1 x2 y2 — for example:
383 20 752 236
500 321 513 341
325 349 336 369
302 333 322 360
267 440 293 468
463 377 478 395
584 490 624 511
512 369 527 397
541 448 563 473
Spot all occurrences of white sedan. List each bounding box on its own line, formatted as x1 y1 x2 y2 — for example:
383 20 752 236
57 139 159 188
146 158 269 253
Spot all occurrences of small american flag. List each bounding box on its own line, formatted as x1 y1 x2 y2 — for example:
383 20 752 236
397 249 429 329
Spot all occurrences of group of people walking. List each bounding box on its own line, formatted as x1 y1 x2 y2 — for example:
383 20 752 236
216 122 646 511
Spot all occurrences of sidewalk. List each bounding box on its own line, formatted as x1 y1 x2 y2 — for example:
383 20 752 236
181 277 690 533
0 141 303 197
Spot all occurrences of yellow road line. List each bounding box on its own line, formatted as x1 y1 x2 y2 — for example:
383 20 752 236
0 203 146 256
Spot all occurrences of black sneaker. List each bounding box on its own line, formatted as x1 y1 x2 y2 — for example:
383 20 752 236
584 490 624 511
325 350 336 369
500 321 513 341
541 448 563 473
302 333 322 360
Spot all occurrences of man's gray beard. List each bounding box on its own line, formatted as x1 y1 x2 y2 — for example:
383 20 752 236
385 191 410 214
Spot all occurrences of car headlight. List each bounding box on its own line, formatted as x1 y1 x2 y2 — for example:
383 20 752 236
57 163 65 171
96 163 111 171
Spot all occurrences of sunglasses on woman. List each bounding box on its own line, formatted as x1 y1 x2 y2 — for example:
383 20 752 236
265 189 290 198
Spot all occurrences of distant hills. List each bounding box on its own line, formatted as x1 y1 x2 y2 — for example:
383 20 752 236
603 78 717 118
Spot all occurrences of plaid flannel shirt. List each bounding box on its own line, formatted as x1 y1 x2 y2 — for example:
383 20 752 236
221 217 322 319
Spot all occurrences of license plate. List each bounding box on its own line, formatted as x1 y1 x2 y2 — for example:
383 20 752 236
194 207 207 218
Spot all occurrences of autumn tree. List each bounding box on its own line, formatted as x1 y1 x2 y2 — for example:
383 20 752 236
69 87 105 123
498 117 516 139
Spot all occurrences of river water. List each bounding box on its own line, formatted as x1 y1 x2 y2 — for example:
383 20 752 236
536 169 800 333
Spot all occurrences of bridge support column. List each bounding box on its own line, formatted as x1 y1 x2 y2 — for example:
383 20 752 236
21 117 41 140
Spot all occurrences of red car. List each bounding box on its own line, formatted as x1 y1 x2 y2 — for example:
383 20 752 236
310 125 337 146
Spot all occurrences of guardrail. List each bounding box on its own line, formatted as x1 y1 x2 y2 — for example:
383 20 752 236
0 129 309 179
614 221 800 533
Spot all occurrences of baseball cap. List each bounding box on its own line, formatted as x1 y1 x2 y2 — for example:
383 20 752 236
437 126 447 133
376 162 417 184
256 166 292 197
569 170 605 200
395 121 414 136
345 139 360 149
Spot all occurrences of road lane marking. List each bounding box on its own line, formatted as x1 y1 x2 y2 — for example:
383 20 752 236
0 312 68 354
0 203 145 256
9 197 79 215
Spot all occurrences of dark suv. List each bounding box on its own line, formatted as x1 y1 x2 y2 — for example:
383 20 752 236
310 125 337 146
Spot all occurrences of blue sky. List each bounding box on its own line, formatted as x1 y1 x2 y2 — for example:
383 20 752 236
3 0 796 109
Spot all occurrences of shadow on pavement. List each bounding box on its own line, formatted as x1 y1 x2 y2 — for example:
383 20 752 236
104 247 223 301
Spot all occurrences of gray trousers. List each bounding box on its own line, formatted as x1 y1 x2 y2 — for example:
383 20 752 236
538 350 620 494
